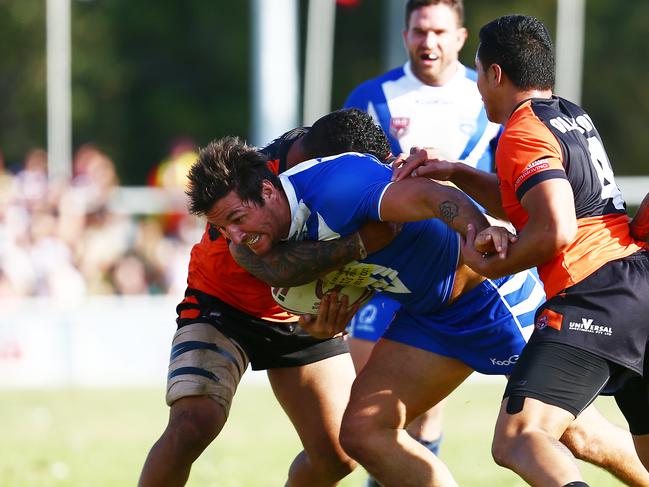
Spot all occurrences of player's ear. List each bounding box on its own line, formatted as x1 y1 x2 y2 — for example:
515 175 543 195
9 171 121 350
491 63 503 85
261 179 275 200
456 27 468 50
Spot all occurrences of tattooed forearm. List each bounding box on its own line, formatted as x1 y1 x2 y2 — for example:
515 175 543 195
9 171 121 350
432 184 489 237
230 234 364 287
438 201 459 225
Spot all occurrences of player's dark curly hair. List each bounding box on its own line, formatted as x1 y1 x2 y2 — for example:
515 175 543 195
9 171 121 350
186 136 281 216
477 15 554 91
405 0 464 28
301 108 392 163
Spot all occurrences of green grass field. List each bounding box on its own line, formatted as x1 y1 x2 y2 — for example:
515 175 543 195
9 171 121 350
0 379 630 486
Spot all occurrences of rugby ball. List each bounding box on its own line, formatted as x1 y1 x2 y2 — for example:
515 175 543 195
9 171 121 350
271 279 375 315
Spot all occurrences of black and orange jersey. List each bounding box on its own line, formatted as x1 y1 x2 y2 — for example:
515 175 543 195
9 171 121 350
182 128 308 322
496 96 645 297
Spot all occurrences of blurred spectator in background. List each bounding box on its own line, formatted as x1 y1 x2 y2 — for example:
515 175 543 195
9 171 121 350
12 148 50 213
148 137 198 236
108 251 164 295
148 137 197 189
71 143 120 211
0 150 13 210
0 142 200 300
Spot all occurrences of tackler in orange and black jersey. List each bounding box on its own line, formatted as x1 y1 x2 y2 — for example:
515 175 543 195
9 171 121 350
496 96 645 299
498 96 649 426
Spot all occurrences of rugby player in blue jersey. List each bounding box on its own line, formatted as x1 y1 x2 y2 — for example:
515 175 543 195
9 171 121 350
184 135 647 486
344 2 501 468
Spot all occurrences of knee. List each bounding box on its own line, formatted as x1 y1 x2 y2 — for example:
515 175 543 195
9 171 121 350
339 412 377 463
301 447 357 482
560 423 597 462
166 396 226 454
491 429 524 469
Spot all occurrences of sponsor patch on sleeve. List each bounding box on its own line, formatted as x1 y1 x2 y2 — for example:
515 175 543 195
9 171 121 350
513 158 553 190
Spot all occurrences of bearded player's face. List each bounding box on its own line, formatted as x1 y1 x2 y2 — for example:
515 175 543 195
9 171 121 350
403 3 467 86
206 181 288 256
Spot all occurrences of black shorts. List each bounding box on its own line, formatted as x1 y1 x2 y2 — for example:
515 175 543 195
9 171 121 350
530 250 649 375
177 288 348 370
504 341 649 435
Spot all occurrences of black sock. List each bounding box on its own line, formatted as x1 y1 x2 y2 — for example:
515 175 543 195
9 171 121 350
563 482 589 487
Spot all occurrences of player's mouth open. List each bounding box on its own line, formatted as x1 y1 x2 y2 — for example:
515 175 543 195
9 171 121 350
420 53 439 61
245 234 261 247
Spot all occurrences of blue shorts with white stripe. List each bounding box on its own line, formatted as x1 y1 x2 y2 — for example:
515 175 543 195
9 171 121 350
384 269 545 375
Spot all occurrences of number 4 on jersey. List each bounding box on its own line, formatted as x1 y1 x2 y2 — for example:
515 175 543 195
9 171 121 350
586 136 625 210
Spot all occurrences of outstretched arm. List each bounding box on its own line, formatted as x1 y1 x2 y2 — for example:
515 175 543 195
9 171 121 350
230 221 400 287
379 176 492 238
391 148 506 219
462 178 577 279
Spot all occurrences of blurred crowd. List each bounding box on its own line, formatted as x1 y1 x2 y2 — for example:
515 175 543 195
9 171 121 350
0 142 203 301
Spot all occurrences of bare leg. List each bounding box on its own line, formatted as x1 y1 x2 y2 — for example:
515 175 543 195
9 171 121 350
347 336 374 374
349 336 445 446
492 397 584 487
561 404 649 487
633 434 649 472
268 353 357 487
139 396 226 487
407 403 445 446
340 338 473 487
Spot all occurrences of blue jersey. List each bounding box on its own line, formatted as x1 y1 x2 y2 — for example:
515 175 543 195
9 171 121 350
279 151 546 374
344 62 500 172
279 152 460 315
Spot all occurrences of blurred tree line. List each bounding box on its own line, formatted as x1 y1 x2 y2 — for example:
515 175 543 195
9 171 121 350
1 0 647 184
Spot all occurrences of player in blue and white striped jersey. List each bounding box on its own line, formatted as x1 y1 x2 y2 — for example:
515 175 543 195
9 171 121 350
344 3 501 468
344 1 500 170
277 152 540 373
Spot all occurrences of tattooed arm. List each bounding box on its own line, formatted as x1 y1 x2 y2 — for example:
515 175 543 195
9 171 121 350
391 148 506 219
379 177 491 238
231 179 487 287
231 222 401 287
231 233 364 287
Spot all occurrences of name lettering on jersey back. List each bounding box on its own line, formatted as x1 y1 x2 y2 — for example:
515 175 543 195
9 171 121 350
549 113 594 135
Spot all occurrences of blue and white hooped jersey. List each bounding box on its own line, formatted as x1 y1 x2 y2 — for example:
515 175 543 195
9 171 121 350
279 152 460 315
344 62 500 172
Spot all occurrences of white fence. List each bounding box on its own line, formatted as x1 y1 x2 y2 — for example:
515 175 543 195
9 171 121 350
617 176 648 206
0 296 177 388
0 295 274 389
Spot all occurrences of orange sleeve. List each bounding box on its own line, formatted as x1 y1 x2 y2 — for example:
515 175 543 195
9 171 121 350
499 103 565 195
496 103 567 229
